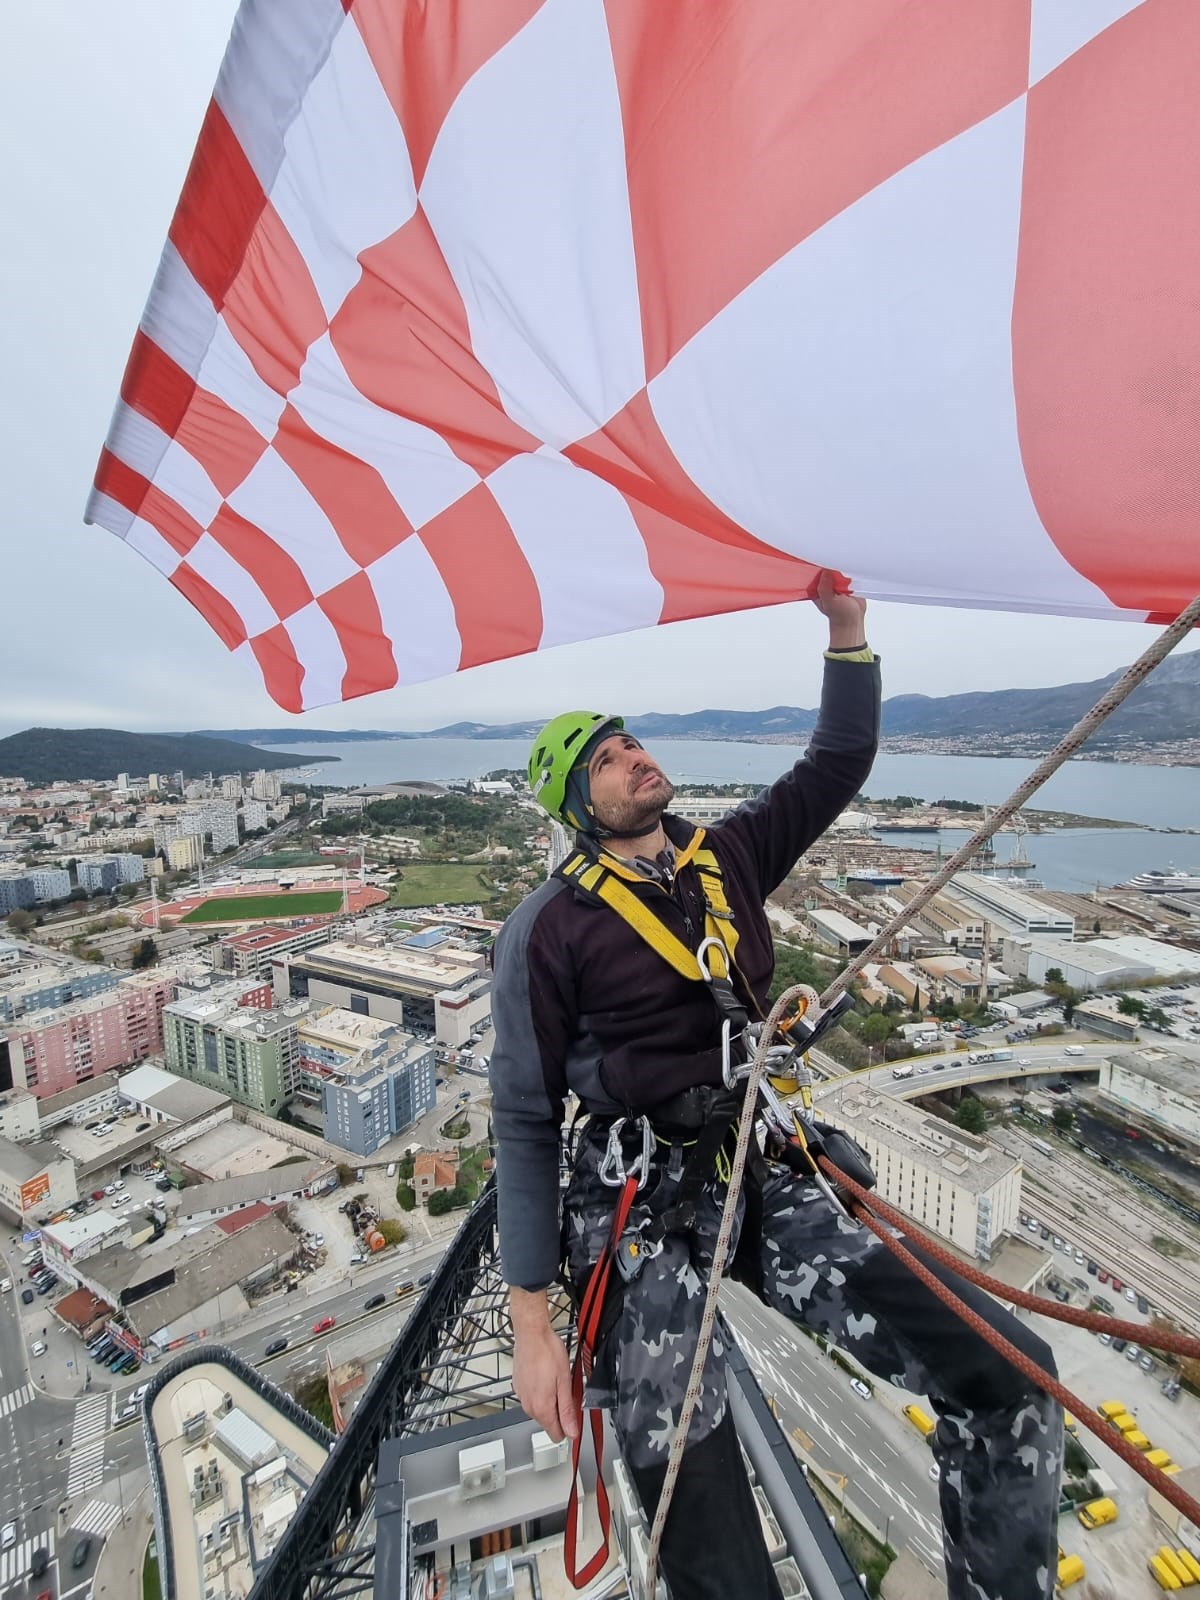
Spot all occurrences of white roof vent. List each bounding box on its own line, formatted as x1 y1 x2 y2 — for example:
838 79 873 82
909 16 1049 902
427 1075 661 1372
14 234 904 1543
531 1430 569 1472
458 1438 505 1500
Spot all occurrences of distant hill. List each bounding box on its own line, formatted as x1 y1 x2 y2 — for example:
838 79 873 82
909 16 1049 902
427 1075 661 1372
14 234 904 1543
197 646 1200 751
0 728 330 784
878 647 1200 745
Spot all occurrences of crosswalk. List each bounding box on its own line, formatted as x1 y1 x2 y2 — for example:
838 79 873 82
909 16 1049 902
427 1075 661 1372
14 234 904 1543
0 1530 54 1586
70 1499 122 1540
65 1394 110 1498
0 1386 31 1418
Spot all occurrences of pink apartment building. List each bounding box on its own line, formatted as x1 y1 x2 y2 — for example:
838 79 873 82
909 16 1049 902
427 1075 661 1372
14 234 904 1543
1 971 178 1097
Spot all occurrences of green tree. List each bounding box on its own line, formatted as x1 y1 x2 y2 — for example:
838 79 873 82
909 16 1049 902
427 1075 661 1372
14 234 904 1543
1044 968 1064 986
1051 1105 1073 1132
1143 1006 1172 1031
1062 990 1079 1024
5 909 35 936
131 937 159 970
861 1013 893 1045
375 1218 407 1247
954 1098 988 1135
396 1183 415 1211
427 1188 456 1216
1117 995 1146 1017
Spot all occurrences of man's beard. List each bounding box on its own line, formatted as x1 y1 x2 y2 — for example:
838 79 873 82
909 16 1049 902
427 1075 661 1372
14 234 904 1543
595 774 675 834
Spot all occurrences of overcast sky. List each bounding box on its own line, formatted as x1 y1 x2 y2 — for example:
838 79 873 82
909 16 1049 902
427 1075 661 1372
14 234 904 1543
3 3 1194 739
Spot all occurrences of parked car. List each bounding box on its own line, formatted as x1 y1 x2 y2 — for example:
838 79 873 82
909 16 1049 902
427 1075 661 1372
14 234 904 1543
20 1289 33 1305
1124 1287 1137 1303
30 1340 47 1357
1 1522 15 1550
1125 1344 1141 1363
313 1315 336 1335
1098 1270 1110 1284
264 1338 289 1358
1139 1354 1156 1373
1112 1277 1125 1292
1098 1333 1112 1346
1111 1337 1127 1353
1137 1295 1150 1314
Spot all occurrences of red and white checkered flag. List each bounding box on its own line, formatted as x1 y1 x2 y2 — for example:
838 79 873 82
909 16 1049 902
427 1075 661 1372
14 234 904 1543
87 0 1200 710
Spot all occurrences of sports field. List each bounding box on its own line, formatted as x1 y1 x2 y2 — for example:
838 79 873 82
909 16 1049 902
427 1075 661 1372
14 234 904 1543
181 890 344 923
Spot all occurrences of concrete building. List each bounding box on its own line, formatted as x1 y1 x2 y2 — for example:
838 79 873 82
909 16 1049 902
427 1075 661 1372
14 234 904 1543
297 1006 436 1155
242 798 269 833
0 1087 39 1143
804 907 874 958
0 1136 78 1222
914 955 1004 1003
0 870 35 915
942 874 1074 941
1098 1050 1200 1151
168 834 206 871
27 866 71 900
820 1085 1021 1260
38 1208 133 1278
276 934 491 1045
77 853 144 891
174 1163 331 1227
221 776 245 800
36 1071 120 1131
322 793 366 816
1019 937 1153 993
894 883 985 950
1071 996 1141 1041
216 919 333 979
147 1355 330 1600
118 1062 233 1139
163 986 301 1115
1088 935 1200 981
2 970 177 1098
251 770 283 802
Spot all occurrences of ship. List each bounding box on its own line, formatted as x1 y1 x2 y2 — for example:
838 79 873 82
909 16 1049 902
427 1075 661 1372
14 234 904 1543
1123 869 1200 894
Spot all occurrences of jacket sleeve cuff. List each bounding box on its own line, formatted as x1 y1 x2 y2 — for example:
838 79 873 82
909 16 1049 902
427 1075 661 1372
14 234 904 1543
823 645 875 663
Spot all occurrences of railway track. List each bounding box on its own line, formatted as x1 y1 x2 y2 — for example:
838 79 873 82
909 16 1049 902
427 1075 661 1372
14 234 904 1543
1018 1184 1200 1332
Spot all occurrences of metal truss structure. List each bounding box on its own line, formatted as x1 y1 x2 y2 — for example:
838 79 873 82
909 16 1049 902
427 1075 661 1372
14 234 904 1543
245 1182 562 1600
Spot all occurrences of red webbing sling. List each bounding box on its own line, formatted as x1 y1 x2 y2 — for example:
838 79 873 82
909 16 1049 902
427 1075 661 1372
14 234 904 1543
563 1172 640 1587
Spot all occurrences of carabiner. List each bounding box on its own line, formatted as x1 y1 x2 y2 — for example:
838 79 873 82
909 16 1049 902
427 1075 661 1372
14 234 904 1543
695 935 730 983
598 1115 654 1190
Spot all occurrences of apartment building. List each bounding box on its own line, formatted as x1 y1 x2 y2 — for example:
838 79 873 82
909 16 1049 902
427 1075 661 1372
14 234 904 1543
2 970 177 1098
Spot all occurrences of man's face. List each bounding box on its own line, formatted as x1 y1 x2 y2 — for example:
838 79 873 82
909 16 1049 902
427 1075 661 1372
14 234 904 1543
585 733 675 833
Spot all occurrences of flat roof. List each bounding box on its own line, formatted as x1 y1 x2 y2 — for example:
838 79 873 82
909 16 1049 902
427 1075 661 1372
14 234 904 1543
807 907 871 941
42 1208 129 1251
1091 936 1200 977
39 1072 119 1114
821 1085 1018 1195
1027 937 1152 977
291 938 484 996
1108 1049 1200 1098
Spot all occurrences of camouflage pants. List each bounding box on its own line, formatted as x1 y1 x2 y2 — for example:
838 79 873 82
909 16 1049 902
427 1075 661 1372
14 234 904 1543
565 1133 1063 1600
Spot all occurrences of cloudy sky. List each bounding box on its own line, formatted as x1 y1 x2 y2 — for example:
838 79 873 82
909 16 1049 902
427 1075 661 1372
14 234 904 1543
3 3 1194 739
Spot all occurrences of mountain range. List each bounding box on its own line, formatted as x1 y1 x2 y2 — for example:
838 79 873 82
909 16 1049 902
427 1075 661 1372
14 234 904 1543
197 647 1200 750
5 648 1198 781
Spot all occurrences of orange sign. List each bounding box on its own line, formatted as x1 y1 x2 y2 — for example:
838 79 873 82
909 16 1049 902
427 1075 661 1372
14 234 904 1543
19 1173 50 1210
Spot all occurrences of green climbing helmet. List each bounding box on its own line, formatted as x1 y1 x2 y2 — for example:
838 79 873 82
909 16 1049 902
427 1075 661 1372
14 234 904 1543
528 710 625 829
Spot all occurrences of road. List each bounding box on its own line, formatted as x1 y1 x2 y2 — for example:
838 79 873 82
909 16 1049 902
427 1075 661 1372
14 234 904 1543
722 1282 947 1580
813 1036 1125 1105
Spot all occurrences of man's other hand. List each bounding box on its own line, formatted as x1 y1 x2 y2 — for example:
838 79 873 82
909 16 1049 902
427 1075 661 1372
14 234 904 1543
812 569 867 650
510 1287 580 1441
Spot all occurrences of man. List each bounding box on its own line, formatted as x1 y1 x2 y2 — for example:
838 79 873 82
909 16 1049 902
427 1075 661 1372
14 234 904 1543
490 577 1061 1600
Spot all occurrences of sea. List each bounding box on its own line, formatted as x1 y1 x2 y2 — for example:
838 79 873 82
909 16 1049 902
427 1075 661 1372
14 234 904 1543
261 739 1200 895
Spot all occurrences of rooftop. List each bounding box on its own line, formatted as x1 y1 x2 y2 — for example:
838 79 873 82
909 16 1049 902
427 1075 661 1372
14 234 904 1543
174 1162 327 1219
1090 935 1200 978
289 937 485 997
1108 1048 1200 1098
822 1085 1018 1194
37 1071 119 1115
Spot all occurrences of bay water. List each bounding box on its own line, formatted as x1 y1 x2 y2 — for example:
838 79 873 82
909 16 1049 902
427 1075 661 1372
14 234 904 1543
262 738 1200 894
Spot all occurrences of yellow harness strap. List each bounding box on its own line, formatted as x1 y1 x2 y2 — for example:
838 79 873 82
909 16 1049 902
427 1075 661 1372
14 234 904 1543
559 829 739 983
